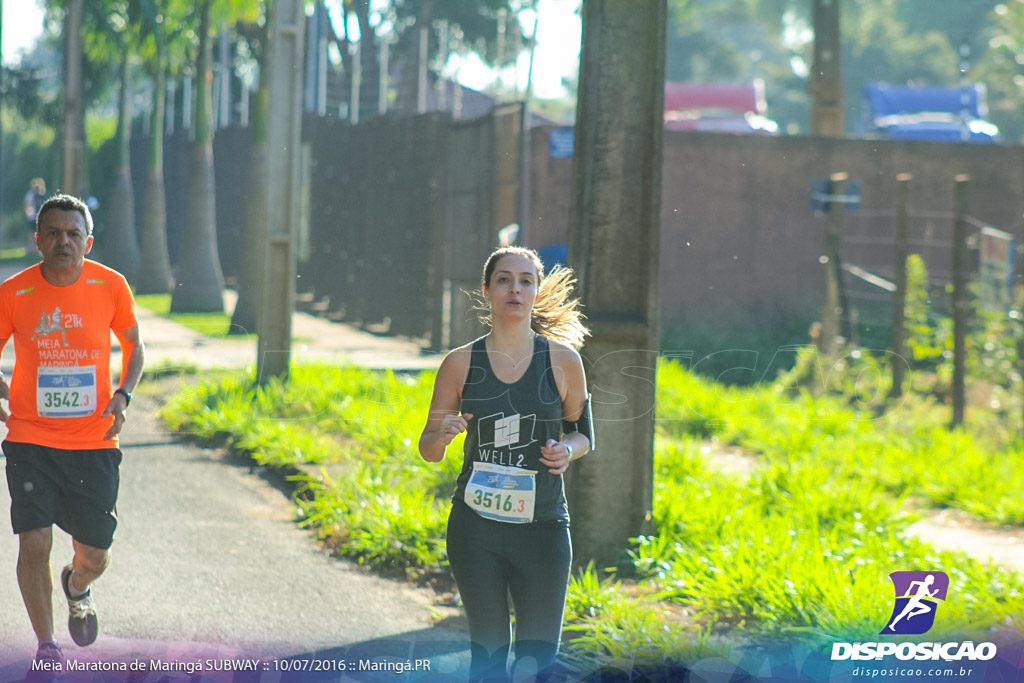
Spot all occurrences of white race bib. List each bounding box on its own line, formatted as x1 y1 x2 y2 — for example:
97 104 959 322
37 365 97 418
464 461 537 524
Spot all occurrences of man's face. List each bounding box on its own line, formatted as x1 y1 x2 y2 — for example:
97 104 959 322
36 208 93 272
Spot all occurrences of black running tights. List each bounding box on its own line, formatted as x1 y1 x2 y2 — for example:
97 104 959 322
446 501 572 682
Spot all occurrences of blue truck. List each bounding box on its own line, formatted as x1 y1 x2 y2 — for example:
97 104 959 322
861 82 999 143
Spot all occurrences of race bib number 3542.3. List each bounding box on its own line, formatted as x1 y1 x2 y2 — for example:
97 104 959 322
37 365 97 418
464 461 537 524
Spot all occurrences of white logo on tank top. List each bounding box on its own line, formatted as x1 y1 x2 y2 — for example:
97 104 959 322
478 412 537 449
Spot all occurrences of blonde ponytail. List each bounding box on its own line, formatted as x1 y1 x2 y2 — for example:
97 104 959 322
531 265 589 349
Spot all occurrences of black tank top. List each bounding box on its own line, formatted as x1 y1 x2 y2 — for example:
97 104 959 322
454 334 569 525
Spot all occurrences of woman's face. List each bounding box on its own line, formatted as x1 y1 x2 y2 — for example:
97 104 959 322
484 253 538 321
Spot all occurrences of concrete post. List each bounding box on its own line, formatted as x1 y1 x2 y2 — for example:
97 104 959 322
951 174 969 428
257 0 305 384
889 173 911 399
62 0 85 195
810 0 843 137
819 172 846 355
565 0 665 565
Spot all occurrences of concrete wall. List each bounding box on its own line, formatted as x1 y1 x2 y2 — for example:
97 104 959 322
132 120 1024 350
529 128 1024 344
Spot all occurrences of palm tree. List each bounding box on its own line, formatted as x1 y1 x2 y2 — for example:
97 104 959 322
230 12 269 334
135 53 174 293
64 0 141 281
103 46 142 282
134 0 177 294
170 0 226 312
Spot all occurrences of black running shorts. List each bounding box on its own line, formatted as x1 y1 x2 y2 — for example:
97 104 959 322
3 440 122 550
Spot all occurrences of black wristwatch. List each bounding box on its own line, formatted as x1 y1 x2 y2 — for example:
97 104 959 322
114 388 132 407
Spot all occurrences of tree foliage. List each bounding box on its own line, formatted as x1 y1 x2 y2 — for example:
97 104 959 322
976 1 1024 142
664 0 1021 139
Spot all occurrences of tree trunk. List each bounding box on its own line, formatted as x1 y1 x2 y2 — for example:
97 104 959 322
394 0 434 114
171 0 226 313
104 49 141 283
325 0 351 76
230 17 270 334
135 53 174 294
353 0 379 113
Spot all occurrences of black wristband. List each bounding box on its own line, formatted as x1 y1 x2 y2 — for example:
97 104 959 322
114 388 132 407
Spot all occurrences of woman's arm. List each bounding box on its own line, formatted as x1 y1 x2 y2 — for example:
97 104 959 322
540 342 591 474
418 346 473 463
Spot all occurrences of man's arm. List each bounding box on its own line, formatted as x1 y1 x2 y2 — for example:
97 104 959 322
0 336 9 422
113 322 145 394
103 323 145 439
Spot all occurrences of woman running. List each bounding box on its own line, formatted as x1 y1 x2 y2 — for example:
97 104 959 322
419 246 593 681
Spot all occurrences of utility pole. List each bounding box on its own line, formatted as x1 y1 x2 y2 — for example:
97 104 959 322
566 0 666 564
1 0 5 230
62 0 85 195
257 0 305 384
810 0 843 136
959 43 971 142
378 31 390 115
517 3 540 247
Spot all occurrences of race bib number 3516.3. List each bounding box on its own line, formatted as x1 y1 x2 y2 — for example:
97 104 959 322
464 461 537 524
37 365 97 418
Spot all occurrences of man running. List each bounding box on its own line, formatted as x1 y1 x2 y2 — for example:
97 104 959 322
0 193 145 665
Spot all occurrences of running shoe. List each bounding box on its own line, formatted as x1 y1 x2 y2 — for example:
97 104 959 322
60 564 98 646
34 640 64 666
32 640 68 683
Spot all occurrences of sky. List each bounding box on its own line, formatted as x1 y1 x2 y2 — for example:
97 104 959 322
1 0 582 101
456 0 582 101
2 0 46 65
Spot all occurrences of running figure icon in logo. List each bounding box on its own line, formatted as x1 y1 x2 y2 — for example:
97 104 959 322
881 571 949 635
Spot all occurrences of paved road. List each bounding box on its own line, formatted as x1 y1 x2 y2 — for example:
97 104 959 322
0 390 469 681
0 262 465 680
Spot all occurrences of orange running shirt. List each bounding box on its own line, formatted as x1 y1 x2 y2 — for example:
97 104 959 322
0 260 138 449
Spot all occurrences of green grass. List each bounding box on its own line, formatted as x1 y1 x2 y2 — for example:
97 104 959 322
0 247 29 261
159 358 1024 672
658 354 1024 525
633 436 1021 644
0 246 42 266
134 293 251 338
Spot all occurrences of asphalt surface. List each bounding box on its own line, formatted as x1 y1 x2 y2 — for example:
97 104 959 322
0 263 465 681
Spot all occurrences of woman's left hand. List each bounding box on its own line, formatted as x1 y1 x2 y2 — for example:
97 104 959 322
540 439 572 475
